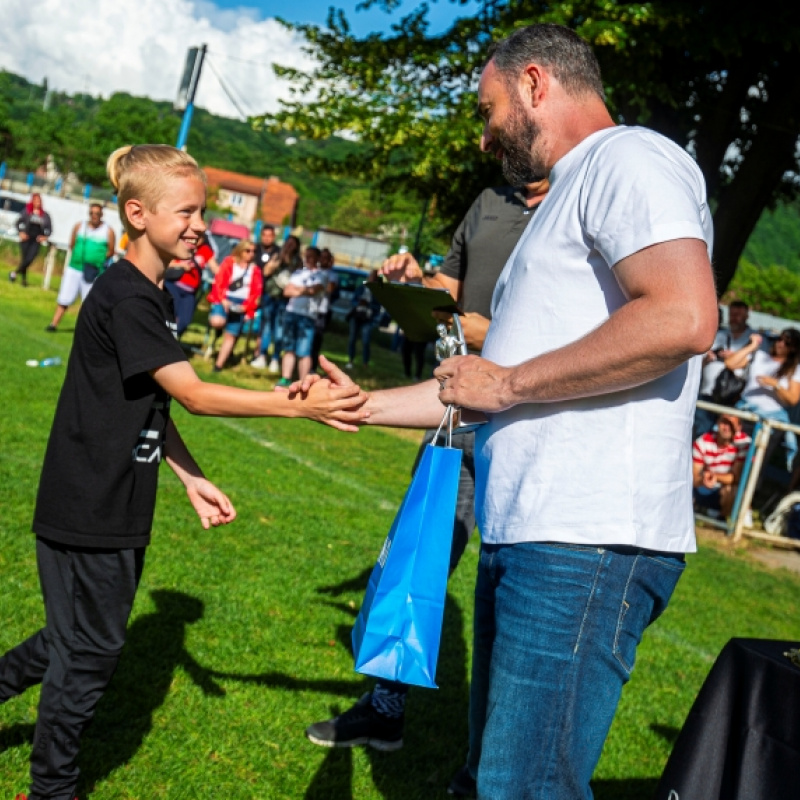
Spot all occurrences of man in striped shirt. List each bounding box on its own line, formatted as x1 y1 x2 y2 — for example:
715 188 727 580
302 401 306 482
692 414 751 517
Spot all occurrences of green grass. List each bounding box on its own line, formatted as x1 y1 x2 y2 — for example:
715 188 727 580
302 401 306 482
1 260 800 799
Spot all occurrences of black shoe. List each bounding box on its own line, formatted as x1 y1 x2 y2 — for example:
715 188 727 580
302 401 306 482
305 693 404 751
45 324 57 333
447 765 476 797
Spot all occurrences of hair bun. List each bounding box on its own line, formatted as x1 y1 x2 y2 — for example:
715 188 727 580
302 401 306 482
106 145 134 191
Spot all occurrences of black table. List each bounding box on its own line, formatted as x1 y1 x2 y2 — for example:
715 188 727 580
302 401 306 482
655 638 800 800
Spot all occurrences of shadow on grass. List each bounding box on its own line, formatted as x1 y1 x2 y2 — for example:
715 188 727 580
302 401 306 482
77 589 223 796
303 565 471 800
0 722 35 752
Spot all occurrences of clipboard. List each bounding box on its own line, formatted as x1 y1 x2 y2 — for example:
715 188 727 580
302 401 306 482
366 280 460 342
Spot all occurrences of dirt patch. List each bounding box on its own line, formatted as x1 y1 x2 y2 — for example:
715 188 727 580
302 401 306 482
695 523 800 576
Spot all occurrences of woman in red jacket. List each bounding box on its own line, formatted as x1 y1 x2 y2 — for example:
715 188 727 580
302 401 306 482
207 239 262 372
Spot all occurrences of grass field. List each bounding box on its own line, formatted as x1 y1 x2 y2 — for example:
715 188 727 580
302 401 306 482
1 257 799 799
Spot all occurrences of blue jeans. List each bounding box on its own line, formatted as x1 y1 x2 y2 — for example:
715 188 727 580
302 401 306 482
468 541 685 800
736 399 797 471
348 317 375 365
164 281 197 337
258 296 286 358
282 311 316 358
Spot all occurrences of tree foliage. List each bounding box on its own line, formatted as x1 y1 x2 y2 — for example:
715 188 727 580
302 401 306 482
723 259 800 319
0 69 445 237
264 0 800 292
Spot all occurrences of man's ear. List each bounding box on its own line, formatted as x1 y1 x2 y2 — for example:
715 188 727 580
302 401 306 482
125 198 147 232
522 63 548 108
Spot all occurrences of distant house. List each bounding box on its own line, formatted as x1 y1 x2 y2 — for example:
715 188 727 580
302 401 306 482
202 167 298 229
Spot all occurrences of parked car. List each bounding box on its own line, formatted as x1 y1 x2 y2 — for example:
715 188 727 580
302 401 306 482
330 266 370 322
0 194 25 241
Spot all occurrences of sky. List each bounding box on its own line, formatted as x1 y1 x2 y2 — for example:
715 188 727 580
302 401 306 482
0 0 480 119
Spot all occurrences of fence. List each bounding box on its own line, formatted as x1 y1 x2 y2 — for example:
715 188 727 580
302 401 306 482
0 167 116 206
695 399 800 551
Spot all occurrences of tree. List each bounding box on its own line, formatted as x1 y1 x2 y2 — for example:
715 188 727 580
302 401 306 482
264 1 800 293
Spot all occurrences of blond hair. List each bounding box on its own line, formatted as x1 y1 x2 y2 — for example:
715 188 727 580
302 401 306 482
232 239 255 260
107 145 206 235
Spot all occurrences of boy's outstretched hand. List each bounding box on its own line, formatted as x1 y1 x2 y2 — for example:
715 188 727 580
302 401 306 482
185 477 237 529
289 355 369 432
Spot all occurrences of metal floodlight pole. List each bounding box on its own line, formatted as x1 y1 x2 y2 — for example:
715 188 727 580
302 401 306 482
175 44 207 151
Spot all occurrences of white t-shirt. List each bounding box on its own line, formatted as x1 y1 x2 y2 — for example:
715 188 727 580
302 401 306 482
285 268 325 317
226 263 254 309
477 126 714 553
740 349 800 415
317 268 337 315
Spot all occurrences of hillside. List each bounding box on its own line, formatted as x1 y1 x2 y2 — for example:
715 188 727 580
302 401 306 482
0 69 447 248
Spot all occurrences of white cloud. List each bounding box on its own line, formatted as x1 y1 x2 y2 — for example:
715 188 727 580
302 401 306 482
0 0 315 118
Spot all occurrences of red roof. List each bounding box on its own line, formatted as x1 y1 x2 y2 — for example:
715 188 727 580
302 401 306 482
202 167 298 227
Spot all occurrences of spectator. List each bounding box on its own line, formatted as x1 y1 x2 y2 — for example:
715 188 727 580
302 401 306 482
311 248 338 372
726 329 800 470
207 239 262 373
306 178 549 787
46 203 116 332
693 414 750 518
694 300 753 437
164 231 216 338
345 270 382 369
276 246 326 389
254 224 280 269
401 333 428 380
250 234 302 372
11 193 52 287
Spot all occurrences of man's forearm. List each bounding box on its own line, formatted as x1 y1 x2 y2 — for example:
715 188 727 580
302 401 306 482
504 293 710 406
364 380 447 429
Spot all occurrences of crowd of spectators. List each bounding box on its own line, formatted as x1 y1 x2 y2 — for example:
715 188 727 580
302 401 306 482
693 299 800 523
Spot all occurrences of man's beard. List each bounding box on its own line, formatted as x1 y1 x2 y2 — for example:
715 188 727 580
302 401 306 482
497 102 547 185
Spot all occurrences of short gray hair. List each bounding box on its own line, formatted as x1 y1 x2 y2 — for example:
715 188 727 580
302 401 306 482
489 24 605 101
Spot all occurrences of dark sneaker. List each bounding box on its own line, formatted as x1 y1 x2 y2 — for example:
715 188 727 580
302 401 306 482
305 693 404 751
447 765 476 797
45 324 57 332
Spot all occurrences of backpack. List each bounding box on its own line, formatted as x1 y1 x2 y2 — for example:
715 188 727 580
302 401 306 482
710 334 749 406
711 368 747 407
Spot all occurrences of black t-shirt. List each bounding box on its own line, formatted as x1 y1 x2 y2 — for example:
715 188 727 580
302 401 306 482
255 242 280 269
33 259 188 549
439 186 538 321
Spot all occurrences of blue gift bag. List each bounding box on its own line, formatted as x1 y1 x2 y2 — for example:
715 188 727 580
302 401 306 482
352 407 462 689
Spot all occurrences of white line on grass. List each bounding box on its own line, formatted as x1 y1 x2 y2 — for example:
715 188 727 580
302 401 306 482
215 417 397 511
648 626 717 663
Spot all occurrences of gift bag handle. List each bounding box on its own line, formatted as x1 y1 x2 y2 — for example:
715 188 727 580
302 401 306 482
433 404 456 449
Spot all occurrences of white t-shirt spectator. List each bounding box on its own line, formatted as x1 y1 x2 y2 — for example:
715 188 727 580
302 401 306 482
285 268 325 318
478 126 713 553
699 326 753 397
317 268 337 316
740 350 800 415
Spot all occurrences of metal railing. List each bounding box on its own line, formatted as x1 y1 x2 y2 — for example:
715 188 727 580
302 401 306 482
695 399 800 550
